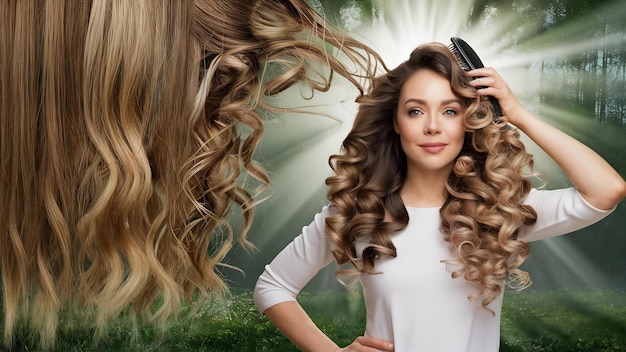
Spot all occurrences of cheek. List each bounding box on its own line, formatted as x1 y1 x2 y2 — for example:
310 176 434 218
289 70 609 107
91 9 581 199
452 129 467 155
454 127 466 143
449 120 466 142
396 120 418 140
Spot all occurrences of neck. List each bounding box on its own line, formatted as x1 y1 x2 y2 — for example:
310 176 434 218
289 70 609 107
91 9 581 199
401 167 451 208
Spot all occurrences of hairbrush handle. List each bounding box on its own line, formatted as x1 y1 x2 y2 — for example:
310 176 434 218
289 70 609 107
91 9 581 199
487 96 502 118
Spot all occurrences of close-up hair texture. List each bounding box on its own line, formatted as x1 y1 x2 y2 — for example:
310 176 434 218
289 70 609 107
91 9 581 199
325 43 538 311
0 0 383 348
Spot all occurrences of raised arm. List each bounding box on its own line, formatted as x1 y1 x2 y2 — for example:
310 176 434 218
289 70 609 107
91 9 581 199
468 68 626 210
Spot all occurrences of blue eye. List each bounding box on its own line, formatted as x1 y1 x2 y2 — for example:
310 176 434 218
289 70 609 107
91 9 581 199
443 109 457 115
408 108 422 116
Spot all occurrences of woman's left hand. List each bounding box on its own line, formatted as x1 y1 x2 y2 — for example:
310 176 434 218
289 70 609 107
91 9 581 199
466 67 527 126
466 68 626 210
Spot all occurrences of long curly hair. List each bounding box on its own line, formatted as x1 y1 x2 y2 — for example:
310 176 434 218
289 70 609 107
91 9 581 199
326 42 537 311
0 0 383 348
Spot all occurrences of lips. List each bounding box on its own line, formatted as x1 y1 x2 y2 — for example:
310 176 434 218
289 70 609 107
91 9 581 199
419 142 447 153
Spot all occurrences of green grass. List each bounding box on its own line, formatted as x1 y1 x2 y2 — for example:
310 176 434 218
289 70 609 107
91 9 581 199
5 289 625 351
500 289 626 352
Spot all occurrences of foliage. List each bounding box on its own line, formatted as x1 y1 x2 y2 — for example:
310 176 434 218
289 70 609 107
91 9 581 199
4 289 624 351
500 288 626 352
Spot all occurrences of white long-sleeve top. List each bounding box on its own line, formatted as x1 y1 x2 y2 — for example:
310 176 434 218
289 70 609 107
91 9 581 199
254 188 615 351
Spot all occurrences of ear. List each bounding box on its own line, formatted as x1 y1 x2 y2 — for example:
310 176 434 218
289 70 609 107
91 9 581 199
393 117 400 134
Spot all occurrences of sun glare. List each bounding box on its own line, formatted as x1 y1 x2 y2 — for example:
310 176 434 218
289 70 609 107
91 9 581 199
231 0 625 292
360 0 477 68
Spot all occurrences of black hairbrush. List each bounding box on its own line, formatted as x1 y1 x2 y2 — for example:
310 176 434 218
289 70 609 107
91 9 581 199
449 37 504 122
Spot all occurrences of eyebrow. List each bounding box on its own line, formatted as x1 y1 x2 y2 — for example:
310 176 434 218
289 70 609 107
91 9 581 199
403 98 461 106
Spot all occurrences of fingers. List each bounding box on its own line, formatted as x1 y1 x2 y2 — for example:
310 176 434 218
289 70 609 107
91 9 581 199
466 68 504 95
466 66 498 80
465 67 527 124
357 336 394 351
342 336 394 352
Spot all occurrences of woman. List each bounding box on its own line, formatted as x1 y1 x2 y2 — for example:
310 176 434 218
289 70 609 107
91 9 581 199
0 0 382 348
254 43 626 351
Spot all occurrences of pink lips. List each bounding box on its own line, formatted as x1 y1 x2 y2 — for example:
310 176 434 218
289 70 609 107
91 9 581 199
420 142 446 153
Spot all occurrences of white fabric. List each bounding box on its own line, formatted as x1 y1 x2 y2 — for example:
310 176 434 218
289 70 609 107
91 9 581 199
254 188 614 351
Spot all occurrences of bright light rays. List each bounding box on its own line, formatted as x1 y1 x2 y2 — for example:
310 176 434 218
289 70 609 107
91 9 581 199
228 0 625 292
361 0 476 68
530 237 610 288
230 76 360 289
362 0 625 292
255 75 360 226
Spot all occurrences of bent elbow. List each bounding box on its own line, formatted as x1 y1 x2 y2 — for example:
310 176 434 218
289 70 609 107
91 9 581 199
252 277 265 311
583 178 626 210
603 179 626 210
616 179 626 205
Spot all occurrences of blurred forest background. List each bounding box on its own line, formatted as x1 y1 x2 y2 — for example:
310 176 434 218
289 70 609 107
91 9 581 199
225 0 626 293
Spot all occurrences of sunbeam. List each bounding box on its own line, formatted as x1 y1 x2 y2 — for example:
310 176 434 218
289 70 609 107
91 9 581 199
527 236 610 288
228 0 626 295
361 0 477 68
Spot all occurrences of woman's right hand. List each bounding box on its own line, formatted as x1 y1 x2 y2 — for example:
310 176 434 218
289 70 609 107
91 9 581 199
335 336 394 352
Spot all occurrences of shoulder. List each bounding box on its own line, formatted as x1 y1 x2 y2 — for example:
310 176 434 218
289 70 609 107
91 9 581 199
519 187 616 242
524 187 616 214
298 204 336 243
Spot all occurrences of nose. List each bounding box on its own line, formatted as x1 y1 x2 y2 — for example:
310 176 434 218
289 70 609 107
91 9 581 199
424 114 441 134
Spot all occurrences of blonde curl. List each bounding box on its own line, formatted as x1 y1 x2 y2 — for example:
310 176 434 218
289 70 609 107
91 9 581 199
326 43 537 311
0 0 383 348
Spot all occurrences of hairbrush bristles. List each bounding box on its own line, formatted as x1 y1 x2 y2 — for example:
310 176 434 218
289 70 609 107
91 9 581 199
449 37 485 71
449 36 505 122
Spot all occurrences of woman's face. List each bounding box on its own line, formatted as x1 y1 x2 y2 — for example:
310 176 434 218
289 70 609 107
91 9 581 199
394 69 466 176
